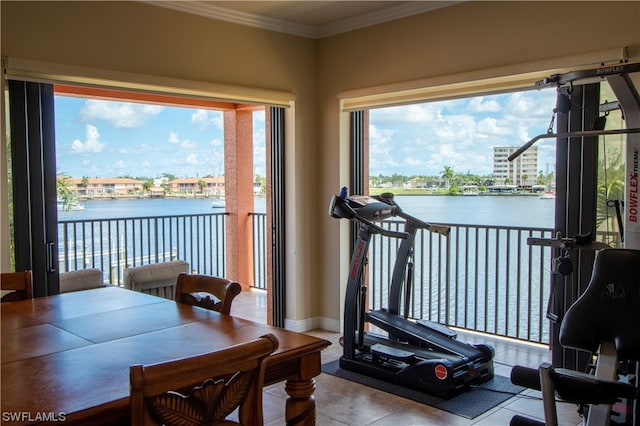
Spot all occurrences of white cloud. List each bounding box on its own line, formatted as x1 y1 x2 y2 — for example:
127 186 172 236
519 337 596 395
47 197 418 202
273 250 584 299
368 125 400 173
116 144 153 155
434 114 476 143
372 103 439 124
80 100 163 128
405 157 423 167
477 117 512 137
186 153 198 165
253 144 266 176
467 97 501 113
168 132 180 144
367 88 557 176
113 160 126 171
70 124 105 154
168 132 196 149
134 144 153 154
191 109 223 130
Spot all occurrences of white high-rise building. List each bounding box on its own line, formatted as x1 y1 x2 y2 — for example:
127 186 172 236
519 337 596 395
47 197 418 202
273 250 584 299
493 146 538 186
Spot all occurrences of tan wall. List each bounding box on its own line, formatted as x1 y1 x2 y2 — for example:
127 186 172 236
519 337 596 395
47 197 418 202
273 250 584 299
0 1 320 325
2 1 639 330
315 1 640 328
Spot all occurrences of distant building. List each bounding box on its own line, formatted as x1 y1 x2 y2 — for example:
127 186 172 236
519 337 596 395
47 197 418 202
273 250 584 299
153 177 170 187
71 177 144 197
493 146 538 186
169 177 225 195
149 186 166 198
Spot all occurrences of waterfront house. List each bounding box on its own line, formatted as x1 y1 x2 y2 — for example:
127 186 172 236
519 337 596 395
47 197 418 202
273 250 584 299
2 2 639 424
71 177 144 198
169 176 225 196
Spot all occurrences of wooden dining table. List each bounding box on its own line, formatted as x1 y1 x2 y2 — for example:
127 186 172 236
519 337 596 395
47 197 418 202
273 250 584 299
1 286 331 425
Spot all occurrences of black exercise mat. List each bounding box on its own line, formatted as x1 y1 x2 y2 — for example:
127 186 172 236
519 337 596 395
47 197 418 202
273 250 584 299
321 359 524 419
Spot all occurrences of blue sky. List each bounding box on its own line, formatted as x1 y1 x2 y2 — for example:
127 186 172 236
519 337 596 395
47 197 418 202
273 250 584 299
55 87 557 179
55 96 265 179
369 87 558 177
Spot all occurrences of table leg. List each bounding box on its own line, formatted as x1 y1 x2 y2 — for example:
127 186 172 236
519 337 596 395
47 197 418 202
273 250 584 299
284 378 316 425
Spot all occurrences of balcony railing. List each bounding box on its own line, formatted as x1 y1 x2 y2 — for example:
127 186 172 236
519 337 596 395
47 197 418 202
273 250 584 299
59 212 563 344
58 213 228 285
366 220 554 344
250 213 267 290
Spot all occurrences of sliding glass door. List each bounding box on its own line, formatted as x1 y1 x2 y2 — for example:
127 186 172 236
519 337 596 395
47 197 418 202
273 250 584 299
8 80 59 296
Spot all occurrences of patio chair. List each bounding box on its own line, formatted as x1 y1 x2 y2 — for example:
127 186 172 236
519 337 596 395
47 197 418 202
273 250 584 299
59 268 105 293
1 270 33 302
123 260 189 300
130 333 278 426
175 273 242 315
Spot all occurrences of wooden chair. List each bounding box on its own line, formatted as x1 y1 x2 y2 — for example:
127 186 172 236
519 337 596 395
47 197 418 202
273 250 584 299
130 333 279 426
175 273 242 315
1 270 33 302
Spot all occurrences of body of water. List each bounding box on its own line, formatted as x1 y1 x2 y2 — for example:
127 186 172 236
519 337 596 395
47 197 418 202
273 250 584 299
59 194 554 228
57 193 556 342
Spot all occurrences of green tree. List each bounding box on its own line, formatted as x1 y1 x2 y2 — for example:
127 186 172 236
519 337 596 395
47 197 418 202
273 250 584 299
57 174 77 211
441 166 454 189
254 175 266 193
162 173 177 181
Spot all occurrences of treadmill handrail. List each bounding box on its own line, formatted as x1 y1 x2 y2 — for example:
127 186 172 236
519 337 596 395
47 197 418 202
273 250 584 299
355 214 408 239
398 211 451 236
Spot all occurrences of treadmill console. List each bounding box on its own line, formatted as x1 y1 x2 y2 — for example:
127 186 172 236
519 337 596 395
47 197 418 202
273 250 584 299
329 188 398 222
347 195 396 221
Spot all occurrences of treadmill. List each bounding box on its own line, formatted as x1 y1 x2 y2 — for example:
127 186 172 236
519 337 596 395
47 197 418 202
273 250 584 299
330 188 495 399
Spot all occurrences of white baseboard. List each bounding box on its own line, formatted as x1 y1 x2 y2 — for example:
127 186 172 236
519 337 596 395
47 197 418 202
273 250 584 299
283 316 342 333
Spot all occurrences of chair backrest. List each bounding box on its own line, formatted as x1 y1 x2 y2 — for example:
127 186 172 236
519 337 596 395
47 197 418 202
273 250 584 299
560 248 640 361
1 271 33 302
123 261 189 300
130 333 278 426
59 268 105 293
175 273 242 315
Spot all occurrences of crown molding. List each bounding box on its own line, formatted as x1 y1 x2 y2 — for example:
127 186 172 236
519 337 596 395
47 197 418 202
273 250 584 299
142 1 460 39
316 1 459 38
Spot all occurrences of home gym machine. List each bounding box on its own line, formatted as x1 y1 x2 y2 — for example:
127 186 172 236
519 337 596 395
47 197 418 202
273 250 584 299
507 58 640 426
329 188 495 399
510 243 640 426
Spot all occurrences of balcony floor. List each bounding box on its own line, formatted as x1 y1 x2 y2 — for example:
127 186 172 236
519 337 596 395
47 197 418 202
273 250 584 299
232 289 584 426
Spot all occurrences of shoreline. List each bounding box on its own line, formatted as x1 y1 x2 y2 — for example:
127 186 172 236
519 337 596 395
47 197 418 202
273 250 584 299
368 189 545 197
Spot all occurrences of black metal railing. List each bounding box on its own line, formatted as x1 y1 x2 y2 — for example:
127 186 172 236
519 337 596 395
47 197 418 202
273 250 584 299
60 212 596 345
58 213 227 285
250 213 267 290
367 220 555 344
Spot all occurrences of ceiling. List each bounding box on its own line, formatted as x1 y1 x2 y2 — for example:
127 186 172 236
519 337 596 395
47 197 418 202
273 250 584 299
143 1 460 39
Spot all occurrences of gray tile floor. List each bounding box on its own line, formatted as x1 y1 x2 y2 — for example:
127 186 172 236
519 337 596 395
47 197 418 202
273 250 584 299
232 289 584 425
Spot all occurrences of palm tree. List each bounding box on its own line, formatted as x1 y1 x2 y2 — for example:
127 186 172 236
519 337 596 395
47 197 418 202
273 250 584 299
57 173 76 211
441 166 454 190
